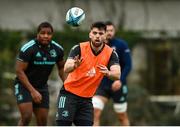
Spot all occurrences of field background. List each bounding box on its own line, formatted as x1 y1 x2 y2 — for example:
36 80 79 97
0 0 180 125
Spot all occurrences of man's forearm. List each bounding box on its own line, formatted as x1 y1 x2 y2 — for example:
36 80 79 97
64 62 75 73
58 68 67 81
107 70 120 80
17 71 35 93
107 65 121 80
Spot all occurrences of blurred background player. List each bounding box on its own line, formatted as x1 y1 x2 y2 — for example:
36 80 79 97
14 22 65 126
56 22 120 126
93 21 132 126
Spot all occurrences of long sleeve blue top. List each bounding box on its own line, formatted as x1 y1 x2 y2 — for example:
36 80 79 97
108 38 132 85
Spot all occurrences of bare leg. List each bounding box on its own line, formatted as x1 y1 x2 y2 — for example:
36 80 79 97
117 112 130 126
93 96 108 126
33 108 49 126
18 102 33 126
93 108 102 126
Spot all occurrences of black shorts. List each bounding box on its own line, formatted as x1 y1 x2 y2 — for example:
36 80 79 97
14 82 49 108
95 77 128 103
56 88 93 123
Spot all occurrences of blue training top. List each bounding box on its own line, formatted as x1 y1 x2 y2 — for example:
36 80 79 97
108 38 132 85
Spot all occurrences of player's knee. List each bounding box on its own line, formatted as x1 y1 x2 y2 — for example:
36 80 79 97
92 96 104 110
113 102 127 113
21 112 32 125
116 112 130 126
118 112 127 119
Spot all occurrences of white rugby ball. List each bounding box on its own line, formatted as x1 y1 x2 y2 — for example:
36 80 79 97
66 7 85 27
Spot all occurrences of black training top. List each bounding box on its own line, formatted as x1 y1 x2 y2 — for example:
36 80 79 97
15 39 64 89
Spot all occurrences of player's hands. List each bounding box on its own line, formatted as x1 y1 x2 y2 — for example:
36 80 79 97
30 89 42 104
111 80 122 92
74 55 83 69
97 64 110 77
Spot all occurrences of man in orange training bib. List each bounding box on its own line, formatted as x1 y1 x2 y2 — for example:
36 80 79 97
56 21 121 126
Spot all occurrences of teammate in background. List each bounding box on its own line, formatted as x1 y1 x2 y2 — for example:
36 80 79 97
56 22 121 126
14 22 65 126
93 21 132 126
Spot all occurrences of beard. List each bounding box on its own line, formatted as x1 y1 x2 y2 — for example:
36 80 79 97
92 40 103 48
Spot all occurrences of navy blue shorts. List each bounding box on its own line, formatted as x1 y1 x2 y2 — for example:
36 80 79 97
14 82 49 108
95 77 128 103
56 88 93 124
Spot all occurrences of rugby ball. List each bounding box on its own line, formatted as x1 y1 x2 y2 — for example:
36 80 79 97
66 7 85 27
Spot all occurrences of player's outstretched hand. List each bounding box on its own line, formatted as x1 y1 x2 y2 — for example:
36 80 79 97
97 64 110 77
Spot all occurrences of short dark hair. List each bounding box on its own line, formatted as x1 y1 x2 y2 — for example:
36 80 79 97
104 21 115 26
90 21 106 31
37 22 53 33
